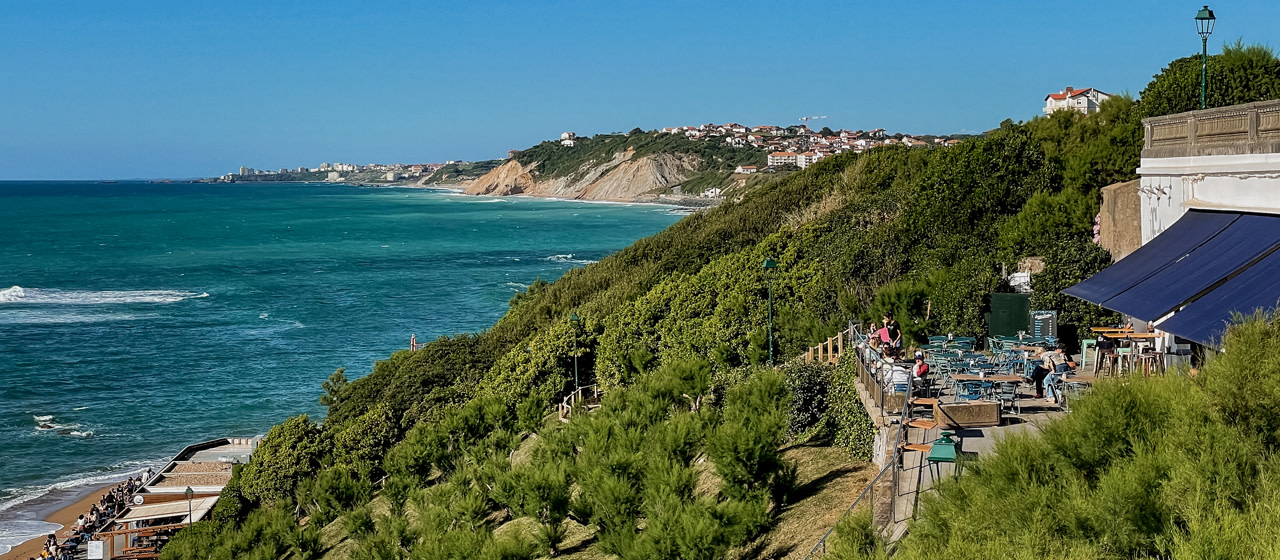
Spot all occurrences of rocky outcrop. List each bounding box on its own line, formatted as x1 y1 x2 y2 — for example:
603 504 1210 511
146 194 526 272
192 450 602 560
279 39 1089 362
463 160 537 196
463 149 701 201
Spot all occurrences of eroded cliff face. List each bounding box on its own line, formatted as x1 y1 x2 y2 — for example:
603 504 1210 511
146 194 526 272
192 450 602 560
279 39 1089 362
463 149 701 201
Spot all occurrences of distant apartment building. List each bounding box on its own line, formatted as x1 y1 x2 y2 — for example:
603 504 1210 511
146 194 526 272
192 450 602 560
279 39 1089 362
239 166 251 176
560 132 576 147
768 152 798 167
1044 86 1111 115
797 152 824 169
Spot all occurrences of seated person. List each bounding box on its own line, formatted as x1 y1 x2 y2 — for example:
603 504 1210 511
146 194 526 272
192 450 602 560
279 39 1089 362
1032 343 1075 402
911 353 930 388
886 359 911 391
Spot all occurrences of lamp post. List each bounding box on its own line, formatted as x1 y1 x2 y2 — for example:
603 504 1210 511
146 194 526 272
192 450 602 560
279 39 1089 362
184 486 194 526
762 258 777 365
1195 5 1216 109
570 313 580 396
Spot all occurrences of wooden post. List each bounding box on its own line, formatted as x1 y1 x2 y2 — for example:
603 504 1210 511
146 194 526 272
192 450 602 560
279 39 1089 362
838 332 845 358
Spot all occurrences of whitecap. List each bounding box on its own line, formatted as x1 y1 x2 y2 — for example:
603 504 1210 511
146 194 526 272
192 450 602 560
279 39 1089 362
0 286 25 302
72 406 89 411
0 460 163 514
0 287 203 305
32 415 52 423
36 422 80 431
0 520 62 555
543 254 599 265
0 311 145 325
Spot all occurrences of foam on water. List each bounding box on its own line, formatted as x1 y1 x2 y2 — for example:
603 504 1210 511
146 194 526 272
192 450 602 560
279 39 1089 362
544 254 599 265
0 460 160 514
0 286 205 305
0 519 62 555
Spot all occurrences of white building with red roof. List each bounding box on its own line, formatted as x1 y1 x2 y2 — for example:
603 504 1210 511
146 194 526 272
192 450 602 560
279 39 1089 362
1044 86 1111 115
768 152 799 167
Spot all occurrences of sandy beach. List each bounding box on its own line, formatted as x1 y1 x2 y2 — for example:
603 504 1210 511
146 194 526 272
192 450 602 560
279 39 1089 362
0 482 120 560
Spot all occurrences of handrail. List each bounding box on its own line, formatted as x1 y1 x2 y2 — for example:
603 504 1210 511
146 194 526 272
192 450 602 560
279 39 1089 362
803 346 914 559
557 384 600 422
803 327 853 364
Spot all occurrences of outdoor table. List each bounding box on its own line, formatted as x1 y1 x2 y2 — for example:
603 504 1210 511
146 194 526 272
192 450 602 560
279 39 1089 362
951 374 1023 383
1091 327 1134 333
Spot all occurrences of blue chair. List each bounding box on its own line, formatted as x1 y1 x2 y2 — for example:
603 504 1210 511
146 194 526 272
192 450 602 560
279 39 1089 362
957 382 985 401
994 382 1020 415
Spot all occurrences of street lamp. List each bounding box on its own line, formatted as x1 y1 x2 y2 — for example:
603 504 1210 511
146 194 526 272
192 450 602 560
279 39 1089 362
570 313 581 396
1195 5 1216 109
762 258 777 365
184 486 194 526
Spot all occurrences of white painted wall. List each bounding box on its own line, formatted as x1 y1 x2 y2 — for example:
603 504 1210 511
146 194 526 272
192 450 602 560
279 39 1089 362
1137 152 1280 242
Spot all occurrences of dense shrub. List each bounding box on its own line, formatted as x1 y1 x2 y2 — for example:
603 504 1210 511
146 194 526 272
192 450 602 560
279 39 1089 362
828 359 877 459
237 415 328 506
1029 236 1121 348
1141 41 1280 118
330 403 401 479
780 361 832 438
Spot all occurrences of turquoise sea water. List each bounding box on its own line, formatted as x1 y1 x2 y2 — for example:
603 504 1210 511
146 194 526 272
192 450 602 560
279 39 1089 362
0 181 680 550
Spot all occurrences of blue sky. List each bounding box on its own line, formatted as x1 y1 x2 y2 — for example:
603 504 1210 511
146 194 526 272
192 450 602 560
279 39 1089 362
1 1 1276 179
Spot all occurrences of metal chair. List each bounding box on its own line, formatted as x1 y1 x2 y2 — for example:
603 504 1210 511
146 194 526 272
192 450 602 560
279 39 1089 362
993 381 1020 415
957 381 984 401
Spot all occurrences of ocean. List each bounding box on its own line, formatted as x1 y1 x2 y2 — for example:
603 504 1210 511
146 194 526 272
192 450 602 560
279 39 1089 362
0 181 681 552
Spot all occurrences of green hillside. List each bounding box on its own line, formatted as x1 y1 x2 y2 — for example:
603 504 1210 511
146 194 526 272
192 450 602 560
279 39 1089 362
159 45 1280 560
514 132 766 181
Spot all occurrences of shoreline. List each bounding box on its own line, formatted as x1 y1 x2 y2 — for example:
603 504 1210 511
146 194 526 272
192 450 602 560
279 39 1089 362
0 481 123 559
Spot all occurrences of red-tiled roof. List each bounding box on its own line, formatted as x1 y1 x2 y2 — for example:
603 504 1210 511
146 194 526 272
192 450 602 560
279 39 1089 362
770 152 799 157
1046 87 1097 100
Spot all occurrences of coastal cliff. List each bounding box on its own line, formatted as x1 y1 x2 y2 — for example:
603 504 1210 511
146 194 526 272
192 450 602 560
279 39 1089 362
464 149 701 201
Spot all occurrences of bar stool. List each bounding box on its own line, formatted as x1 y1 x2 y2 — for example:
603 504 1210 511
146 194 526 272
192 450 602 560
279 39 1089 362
1137 352 1164 377
1080 338 1097 371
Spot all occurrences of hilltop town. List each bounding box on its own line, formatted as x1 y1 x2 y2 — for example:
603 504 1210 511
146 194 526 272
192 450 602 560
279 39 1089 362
215 121 973 185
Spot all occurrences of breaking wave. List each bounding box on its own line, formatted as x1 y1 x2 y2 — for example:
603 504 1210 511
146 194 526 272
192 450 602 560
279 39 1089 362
543 254 599 265
0 286 207 305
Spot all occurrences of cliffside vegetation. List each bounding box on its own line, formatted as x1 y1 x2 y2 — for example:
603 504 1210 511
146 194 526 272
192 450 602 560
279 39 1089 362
422 160 504 184
513 132 766 189
158 48 1280 560
162 110 1134 560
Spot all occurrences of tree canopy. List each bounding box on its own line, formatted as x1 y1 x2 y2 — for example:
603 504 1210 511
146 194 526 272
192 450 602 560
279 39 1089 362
1141 41 1280 117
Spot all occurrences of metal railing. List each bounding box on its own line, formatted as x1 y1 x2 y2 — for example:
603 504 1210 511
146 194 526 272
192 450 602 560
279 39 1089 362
802 359 913 559
557 384 600 422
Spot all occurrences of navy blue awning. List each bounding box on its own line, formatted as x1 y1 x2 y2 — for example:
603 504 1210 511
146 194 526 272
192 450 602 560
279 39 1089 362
1158 248 1280 345
1099 213 1280 320
1061 210 1237 307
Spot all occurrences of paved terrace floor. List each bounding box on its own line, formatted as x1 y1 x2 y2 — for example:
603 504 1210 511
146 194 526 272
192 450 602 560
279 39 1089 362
852 356 1085 540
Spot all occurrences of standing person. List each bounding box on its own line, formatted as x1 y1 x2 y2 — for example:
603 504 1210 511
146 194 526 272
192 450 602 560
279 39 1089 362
883 313 903 351
877 321 891 347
